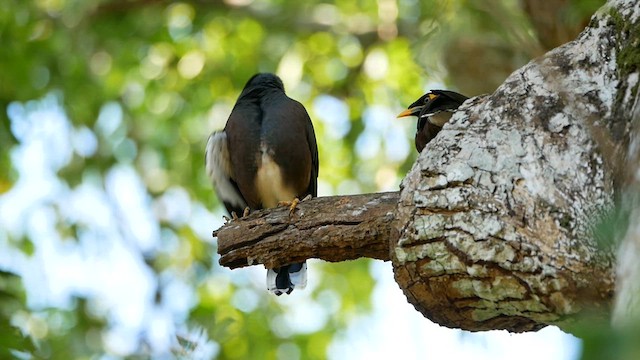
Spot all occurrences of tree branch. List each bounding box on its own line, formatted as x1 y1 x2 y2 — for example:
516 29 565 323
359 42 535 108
216 192 398 269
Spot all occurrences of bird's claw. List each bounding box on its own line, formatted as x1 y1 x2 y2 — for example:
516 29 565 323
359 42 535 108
279 195 312 216
288 198 300 216
278 198 300 216
223 208 249 224
223 211 240 224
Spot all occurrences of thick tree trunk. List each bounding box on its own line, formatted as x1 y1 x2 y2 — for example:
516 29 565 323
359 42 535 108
215 0 640 333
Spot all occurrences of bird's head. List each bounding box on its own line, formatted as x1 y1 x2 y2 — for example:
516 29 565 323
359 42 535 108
396 92 440 119
397 90 470 152
243 73 285 91
397 90 469 119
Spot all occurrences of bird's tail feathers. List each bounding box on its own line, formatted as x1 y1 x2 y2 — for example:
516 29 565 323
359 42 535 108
267 262 307 296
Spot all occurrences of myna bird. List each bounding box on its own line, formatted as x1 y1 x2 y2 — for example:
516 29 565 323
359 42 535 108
397 90 469 152
206 73 319 296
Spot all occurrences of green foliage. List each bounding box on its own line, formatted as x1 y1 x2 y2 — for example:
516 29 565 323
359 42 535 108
579 318 640 360
0 271 35 358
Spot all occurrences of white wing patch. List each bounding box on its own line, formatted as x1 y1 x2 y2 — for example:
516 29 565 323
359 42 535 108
205 131 247 213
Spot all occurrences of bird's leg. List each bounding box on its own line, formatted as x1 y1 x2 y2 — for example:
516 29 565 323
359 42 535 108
242 207 250 217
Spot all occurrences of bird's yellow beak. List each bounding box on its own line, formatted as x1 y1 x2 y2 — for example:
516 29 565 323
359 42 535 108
397 106 422 118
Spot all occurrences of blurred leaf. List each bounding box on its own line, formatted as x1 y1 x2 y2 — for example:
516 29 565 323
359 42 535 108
0 271 35 357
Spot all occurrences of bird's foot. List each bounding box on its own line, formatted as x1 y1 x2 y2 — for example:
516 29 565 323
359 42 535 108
278 198 300 216
223 208 250 224
223 211 241 224
279 195 312 216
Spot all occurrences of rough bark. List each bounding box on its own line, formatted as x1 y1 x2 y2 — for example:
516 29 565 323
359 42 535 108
216 192 397 269
215 0 640 333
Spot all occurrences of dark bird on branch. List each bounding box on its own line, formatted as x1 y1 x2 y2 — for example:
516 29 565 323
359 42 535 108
206 73 319 295
397 90 469 152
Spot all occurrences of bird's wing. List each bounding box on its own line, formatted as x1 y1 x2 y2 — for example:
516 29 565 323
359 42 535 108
306 113 319 198
421 90 468 122
205 130 247 216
